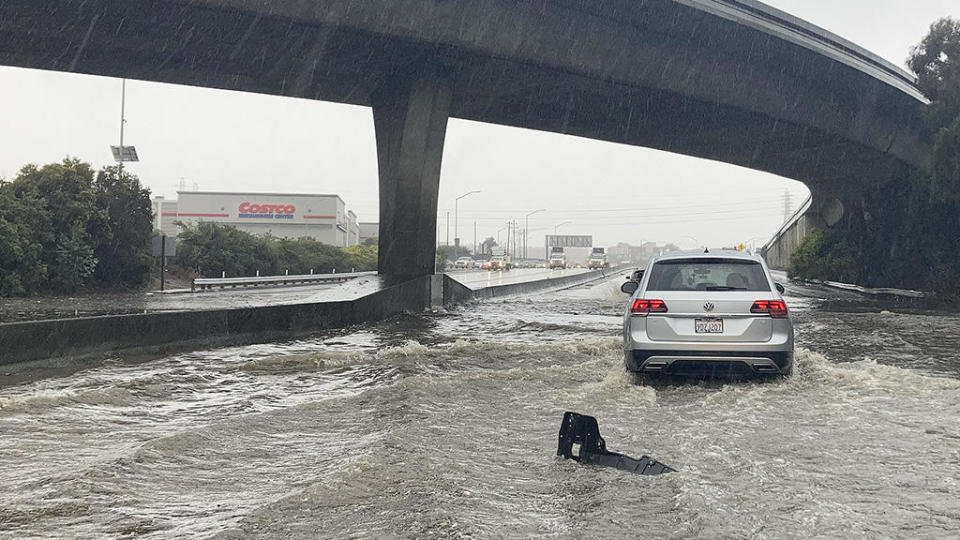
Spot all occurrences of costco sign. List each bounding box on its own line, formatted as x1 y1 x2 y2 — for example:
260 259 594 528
238 202 296 219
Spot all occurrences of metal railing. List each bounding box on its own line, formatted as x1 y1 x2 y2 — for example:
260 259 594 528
192 271 376 291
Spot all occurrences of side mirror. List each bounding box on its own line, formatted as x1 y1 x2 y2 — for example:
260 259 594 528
621 281 639 295
775 282 785 294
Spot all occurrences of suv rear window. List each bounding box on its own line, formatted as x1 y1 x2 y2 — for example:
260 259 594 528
646 258 770 291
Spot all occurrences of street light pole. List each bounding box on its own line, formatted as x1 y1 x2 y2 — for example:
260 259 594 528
745 236 767 251
550 221 572 261
525 208 546 260
680 235 699 249
119 78 125 173
455 190 481 251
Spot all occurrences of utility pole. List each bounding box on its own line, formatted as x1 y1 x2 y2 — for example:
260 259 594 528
473 220 477 257
446 212 450 247
119 79 125 174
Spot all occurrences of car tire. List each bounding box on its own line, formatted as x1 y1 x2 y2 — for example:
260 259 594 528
781 361 795 378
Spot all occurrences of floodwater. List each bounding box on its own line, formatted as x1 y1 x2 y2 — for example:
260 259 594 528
0 277 958 538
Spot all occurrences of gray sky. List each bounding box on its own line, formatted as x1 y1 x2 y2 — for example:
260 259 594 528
1 1 957 250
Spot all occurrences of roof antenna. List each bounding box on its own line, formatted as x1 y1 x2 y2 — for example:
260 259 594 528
703 247 709 253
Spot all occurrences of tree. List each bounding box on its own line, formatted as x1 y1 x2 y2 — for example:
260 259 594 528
909 17 960 203
10 158 103 279
908 18 960 110
908 18 960 297
90 166 154 286
0 184 47 295
0 158 155 296
50 230 98 292
480 237 497 257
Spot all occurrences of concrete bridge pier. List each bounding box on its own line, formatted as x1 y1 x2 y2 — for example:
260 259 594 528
372 73 452 279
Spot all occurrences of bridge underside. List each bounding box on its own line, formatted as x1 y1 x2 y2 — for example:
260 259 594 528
0 0 930 277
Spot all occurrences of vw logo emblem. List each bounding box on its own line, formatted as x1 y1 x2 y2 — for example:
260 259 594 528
703 302 715 312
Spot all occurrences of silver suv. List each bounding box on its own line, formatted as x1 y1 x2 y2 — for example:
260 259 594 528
621 250 794 379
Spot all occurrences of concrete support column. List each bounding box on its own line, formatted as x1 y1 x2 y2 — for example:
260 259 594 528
372 74 452 278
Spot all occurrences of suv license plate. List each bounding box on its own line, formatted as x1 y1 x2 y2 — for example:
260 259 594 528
695 318 724 333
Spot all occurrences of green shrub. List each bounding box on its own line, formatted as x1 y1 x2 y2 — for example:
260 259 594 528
788 230 860 284
175 223 378 277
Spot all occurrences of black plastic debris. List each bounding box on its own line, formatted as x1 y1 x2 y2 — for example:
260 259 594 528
557 411 675 475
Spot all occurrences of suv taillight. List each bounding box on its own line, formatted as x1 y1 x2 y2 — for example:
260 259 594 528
631 299 667 315
751 300 788 318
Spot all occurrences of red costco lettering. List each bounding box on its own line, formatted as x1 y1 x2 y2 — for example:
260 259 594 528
238 202 297 214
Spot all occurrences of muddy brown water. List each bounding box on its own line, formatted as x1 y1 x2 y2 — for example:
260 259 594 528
1 277 958 538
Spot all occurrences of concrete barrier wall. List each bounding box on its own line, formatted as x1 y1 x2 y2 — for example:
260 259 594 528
762 194 815 271
762 214 813 270
445 267 624 304
472 269 615 299
1 269 615 366
0 277 430 366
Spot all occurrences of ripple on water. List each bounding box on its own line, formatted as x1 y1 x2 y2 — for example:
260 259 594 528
1 277 958 538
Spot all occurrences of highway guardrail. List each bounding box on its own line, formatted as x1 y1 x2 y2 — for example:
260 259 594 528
192 271 376 291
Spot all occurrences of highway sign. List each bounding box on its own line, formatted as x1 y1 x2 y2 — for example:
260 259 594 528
152 235 177 257
546 234 592 248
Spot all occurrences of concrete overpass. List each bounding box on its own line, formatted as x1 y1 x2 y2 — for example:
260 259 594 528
0 0 931 275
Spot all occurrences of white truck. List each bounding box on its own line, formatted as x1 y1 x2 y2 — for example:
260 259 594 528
549 247 566 269
588 248 609 270
488 249 512 271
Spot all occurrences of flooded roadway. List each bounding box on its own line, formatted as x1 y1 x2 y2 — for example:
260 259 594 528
0 277 958 538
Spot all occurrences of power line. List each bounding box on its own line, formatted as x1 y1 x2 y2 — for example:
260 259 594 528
440 207 789 222
439 195 788 214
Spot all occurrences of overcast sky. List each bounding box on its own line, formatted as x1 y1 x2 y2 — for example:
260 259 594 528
1 1 957 250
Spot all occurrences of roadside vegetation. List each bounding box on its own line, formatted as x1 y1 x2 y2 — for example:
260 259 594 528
0 158 377 297
0 158 153 296
790 17 960 301
174 222 377 278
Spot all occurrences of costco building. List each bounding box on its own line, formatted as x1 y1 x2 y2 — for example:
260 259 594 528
152 191 377 247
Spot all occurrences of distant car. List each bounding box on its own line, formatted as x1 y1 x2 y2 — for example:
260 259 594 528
480 261 491 270
454 256 475 269
621 250 794 380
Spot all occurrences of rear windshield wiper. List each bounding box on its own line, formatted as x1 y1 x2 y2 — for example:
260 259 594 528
705 286 746 291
